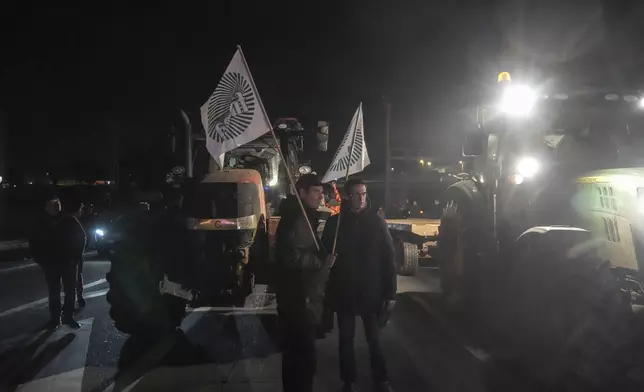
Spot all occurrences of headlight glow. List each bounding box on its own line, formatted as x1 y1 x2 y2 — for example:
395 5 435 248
499 85 537 116
95 229 105 237
516 157 540 178
509 174 524 185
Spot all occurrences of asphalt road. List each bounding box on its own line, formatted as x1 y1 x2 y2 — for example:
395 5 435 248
0 258 546 392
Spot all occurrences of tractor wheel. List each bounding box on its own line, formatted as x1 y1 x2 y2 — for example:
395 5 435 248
436 192 494 312
506 247 634 389
106 250 186 338
396 240 419 276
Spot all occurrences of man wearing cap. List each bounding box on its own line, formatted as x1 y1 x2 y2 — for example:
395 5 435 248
275 174 336 392
29 194 81 329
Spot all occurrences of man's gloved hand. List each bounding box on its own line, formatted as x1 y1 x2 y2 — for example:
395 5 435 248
384 300 396 313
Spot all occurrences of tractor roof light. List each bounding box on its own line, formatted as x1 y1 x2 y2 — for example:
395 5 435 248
497 72 512 84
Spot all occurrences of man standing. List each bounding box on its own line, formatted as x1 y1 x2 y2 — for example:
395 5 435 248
322 179 397 392
29 194 81 329
275 174 335 392
62 200 87 308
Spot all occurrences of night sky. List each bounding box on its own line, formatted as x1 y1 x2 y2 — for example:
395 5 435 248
1 0 643 183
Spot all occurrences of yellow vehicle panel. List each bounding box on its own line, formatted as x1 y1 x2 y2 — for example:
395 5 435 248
385 218 440 238
574 169 644 272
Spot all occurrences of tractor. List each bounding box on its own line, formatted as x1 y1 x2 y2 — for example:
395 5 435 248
105 117 329 337
438 72 644 388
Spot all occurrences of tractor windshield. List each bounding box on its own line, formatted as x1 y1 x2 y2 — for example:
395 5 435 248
519 92 644 170
188 182 261 220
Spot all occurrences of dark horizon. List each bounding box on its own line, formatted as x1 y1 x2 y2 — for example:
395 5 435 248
1 0 643 184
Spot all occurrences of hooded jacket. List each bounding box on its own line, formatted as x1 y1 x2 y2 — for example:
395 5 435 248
274 195 327 324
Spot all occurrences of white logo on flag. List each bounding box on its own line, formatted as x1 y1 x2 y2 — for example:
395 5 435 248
201 48 271 168
322 104 370 183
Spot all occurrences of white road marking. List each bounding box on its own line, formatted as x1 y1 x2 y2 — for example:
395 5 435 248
0 278 107 318
0 257 108 275
409 293 491 363
189 306 276 313
0 262 37 274
14 318 95 392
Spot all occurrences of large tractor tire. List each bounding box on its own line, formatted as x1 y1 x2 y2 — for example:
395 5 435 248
106 214 187 338
106 261 186 337
437 195 486 312
502 233 634 390
396 240 419 276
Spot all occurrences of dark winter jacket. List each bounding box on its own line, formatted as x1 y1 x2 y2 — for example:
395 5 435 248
59 215 87 263
29 212 65 265
274 195 328 325
322 205 397 315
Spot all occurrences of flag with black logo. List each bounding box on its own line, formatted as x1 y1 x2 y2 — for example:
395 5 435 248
200 47 271 168
322 103 370 183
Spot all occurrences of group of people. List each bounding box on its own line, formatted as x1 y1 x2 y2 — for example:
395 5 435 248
275 175 397 392
29 193 87 329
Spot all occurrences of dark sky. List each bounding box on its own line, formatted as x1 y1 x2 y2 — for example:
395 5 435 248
1 0 643 180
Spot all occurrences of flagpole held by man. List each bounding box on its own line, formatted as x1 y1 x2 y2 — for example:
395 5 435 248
320 103 370 254
199 47 332 392
199 46 319 249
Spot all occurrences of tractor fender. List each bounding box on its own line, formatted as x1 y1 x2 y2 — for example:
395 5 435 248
514 225 608 274
441 179 488 232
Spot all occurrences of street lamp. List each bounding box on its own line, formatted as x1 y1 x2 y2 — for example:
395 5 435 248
459 160 464 172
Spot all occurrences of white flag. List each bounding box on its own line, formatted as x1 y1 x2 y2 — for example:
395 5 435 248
200 47 271 168
322 103 370 183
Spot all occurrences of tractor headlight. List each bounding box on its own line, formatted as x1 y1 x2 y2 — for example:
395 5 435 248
95 229 105 237
516 157 540 178
499 85 537 116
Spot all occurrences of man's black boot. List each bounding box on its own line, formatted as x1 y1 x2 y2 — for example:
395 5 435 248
62 316 81 329
342 383 358 392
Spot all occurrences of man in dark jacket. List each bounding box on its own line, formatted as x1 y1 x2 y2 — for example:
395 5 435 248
29 194 81 329
322 178 397 392
275 174 335 392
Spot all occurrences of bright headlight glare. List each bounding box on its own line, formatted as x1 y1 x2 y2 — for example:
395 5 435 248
500 85 537 116
516 157 540 178
95 229 105 237
509 174 524 185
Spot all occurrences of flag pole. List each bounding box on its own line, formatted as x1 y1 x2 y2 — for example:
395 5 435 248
237 46 320 251
332 103 362 254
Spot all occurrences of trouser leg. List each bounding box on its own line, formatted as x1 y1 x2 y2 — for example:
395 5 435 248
337 313 357 383
42 265 62 319
77 258 84 301
362 313 388 382
61 263 77 318
280 314 317 392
